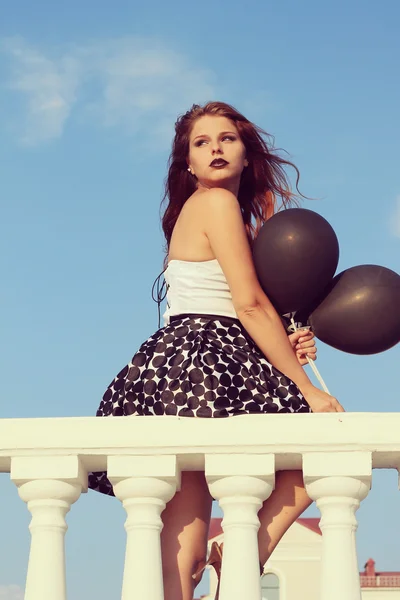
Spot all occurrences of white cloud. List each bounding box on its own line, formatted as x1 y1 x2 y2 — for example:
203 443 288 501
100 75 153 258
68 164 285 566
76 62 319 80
0 585 24 600
391 196 400 238
1 37 81 146
0 36 217 147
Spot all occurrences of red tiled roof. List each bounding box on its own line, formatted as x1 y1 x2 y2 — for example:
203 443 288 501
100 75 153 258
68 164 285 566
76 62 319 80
297 518 322 535
209 517 321 540
209 518 223 540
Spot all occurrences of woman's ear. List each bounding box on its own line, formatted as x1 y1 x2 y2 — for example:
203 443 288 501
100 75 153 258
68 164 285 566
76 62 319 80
244 158 249 167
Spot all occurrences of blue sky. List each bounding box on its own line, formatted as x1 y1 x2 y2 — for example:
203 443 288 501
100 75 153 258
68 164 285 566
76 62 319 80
1 0 400 598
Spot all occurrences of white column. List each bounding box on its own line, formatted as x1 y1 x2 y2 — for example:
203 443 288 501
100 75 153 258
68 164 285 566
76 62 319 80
107 455 178 600
303 452 372 600
11 456 86 600
206 454 275 600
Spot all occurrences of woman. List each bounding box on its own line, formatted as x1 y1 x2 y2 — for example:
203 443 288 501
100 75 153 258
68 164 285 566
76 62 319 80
89 101 344 600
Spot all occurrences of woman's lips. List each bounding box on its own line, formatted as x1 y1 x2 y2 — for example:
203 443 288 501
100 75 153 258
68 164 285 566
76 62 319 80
210 159 229 168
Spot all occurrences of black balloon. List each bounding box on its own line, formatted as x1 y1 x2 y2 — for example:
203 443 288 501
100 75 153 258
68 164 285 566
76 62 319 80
253 208 339 314
309 264 400 355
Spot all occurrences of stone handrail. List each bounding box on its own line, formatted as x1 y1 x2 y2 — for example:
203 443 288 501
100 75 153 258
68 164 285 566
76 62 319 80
1 412 400 600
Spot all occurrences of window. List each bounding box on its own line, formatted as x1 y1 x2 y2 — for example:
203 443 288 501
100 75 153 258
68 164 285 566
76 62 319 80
261 572 280 600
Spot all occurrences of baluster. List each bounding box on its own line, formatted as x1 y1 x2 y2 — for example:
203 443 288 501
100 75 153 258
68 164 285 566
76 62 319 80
206 454 275 600
107 455 178 600
303 451 372 600
11 456 86 600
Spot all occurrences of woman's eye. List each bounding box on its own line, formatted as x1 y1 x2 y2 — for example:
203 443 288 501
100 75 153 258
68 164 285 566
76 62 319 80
194 136 236 146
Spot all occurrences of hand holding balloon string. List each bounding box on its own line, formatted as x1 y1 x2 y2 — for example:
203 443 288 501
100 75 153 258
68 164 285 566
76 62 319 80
288 327 317 365
289 317 331 395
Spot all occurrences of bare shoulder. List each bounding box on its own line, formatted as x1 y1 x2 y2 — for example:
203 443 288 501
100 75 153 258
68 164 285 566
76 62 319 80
185 187 236 212
199 186 238 208
200 188 273 314
191 187 241 228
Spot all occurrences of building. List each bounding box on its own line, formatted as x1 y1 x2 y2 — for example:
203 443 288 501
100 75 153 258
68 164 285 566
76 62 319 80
195 518 400 600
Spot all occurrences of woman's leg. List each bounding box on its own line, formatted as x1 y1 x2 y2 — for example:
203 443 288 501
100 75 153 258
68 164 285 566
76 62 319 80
161 470 213 600
257 470 313 566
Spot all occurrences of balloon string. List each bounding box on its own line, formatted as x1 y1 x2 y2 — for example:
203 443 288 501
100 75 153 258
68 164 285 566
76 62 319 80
290 318 331 395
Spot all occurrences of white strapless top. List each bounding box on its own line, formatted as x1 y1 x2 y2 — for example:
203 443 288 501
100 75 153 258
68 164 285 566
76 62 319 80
162 259 238 326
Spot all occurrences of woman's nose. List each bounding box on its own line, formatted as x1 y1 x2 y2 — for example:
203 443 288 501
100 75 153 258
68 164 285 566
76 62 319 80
211 140 223 154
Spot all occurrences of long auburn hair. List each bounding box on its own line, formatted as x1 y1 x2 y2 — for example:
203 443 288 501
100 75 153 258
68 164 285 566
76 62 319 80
159 101 305 270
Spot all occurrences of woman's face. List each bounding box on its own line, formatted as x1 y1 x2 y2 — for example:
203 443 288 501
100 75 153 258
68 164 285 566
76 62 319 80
187 115 248 195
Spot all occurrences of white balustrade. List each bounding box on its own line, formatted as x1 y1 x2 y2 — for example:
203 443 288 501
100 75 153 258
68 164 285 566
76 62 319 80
0 413 399 600
107 455 178 600
10 455 86 600
303 452 372 600
206 454 275 600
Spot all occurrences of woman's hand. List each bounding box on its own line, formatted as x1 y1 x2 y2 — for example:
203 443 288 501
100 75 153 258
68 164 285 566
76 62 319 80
301 384 345 413
288 328 317 366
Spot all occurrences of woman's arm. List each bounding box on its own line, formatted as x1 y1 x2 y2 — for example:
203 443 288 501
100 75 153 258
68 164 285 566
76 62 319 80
237 305 313 393
201 188 343 412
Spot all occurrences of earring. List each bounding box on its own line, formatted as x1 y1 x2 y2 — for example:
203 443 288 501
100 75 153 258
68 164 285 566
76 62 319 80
244 159 249 167
187 167 192 173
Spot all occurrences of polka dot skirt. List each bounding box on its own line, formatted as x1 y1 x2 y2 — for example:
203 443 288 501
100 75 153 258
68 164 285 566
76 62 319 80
88 313 310 496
